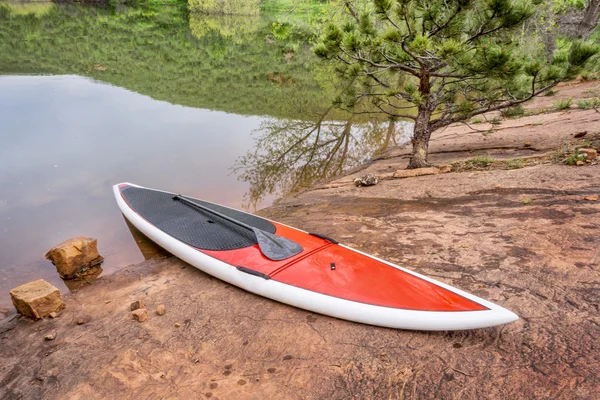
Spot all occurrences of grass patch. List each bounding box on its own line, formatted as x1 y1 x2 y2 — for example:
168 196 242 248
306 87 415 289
500 104 524 118
565 150 586 165
464 156 495 169
489 116 502 126
553 98 573 110
471 117 482 124
577 98 600 110
544 89 556 96
506 158 525 169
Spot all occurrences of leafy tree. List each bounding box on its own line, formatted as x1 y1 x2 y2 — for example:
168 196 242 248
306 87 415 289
315 0 599 168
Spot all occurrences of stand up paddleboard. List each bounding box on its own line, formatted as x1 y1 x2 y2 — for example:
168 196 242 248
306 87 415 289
114 183 518 330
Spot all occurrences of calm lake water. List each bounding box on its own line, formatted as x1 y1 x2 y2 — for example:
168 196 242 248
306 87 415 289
0 2 411 316
0 75 273 314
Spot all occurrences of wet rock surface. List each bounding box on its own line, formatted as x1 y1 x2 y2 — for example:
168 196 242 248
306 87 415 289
45 236 104 279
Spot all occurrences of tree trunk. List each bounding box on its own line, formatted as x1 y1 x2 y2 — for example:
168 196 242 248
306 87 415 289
578 0 600 39
408 107 433 169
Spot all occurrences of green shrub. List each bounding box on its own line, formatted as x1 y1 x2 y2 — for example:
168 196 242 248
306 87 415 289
507 158 525 169
489 116 502 126
465 156 495 169
553 98 573 110
471 117 482 124
188 0 261 15
577 98 600 109
500 104 524 118
565 150 586 165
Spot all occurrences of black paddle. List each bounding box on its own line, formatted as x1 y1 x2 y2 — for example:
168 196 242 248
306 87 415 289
172 195 303 261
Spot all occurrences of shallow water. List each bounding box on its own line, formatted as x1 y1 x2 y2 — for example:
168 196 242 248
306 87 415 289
0 2 412 315
0 75 271 312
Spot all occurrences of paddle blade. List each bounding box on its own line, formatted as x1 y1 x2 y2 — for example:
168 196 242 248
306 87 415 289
253 228 303 261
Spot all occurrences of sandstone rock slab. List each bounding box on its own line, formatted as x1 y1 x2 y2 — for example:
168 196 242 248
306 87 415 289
9 279 64 319
45 236 104 279
393 167 441 179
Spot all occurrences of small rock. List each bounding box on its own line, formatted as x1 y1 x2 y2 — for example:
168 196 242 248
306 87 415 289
578 148 597 161
574 131 587 138
45 236 104 279
524 142 532 147
77 319 85 325
438 164 452 173
48 312 58 319
130 300 145 311
584 195 598 201
44 333 56 341
174 322 181 328
132 308 148 322
353 173 378 187
156 304 166 316
10 280 65 319
576 160 585 166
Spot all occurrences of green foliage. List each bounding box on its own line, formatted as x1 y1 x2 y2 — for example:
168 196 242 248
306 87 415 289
564 149 586 165
507 158 525 169
489 116 503 126
465 156 495 169
3 2 55 17
501 104 525 118
0 2 338 119
553 98 573 109
577 98 600 109
314 0 599 143
188 0 260 15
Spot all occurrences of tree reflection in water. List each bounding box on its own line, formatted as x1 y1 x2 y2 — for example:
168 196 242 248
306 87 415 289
235 108 413 208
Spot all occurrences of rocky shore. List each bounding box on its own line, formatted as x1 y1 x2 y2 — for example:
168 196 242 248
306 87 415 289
1 80 599 399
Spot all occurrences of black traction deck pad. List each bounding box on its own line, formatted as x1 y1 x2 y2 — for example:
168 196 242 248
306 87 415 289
121 186 276 251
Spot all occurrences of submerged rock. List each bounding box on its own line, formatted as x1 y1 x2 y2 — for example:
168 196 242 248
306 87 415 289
10 279 65 319
45 236 104 279
353 173 378 187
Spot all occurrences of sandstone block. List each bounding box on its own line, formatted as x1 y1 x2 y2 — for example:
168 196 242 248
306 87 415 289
393 167 440 179
132 308 148 322
130 300 145 311
10 279 64 319
45 236 104 279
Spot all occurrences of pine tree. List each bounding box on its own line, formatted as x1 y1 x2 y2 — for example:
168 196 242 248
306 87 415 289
315 0 598 168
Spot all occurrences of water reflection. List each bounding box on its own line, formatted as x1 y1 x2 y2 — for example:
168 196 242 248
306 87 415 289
62 266 103 292
0 75 268 312
236 109 412 207
123 217 171 260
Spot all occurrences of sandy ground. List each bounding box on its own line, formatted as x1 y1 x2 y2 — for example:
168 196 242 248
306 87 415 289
1 81 599 399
